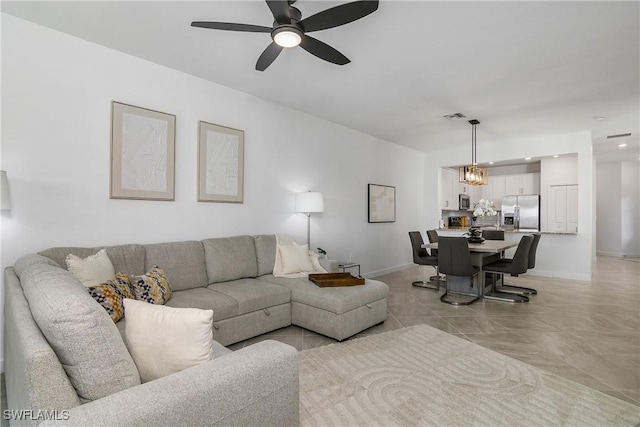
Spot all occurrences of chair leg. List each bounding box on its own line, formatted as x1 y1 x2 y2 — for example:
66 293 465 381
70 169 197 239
412 266 441 290
439 275 479 305
440 291 479 306
413 266 443 290
483 272 529 303
497 284 538 295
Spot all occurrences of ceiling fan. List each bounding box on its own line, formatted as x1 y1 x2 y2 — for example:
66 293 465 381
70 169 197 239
191 0 379 71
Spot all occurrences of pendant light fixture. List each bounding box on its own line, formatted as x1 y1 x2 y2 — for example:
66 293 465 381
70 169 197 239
459 119 488 186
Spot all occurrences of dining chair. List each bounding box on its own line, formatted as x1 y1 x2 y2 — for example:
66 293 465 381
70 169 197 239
426 229 445 282
437 237 480 305
481 229 505 241
498 233 540 295
482 234 533 303
408 231 440 290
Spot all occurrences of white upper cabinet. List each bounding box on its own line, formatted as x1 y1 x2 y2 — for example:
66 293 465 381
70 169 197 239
491 176 507 202
440 168 457 209
548 184 578 233
505 173 540 195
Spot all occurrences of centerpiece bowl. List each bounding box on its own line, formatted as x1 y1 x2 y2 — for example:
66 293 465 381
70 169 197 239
467 237 485 244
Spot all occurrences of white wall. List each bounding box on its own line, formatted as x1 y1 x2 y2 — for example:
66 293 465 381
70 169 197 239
596 160 640 257
0 15 425 371
424 131 594 281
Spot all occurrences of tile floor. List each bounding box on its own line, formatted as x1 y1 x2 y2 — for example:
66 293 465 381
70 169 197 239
229 255 640 407
2 255 638 422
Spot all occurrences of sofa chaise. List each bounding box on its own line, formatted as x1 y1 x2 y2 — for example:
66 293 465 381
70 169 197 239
4 233 389 426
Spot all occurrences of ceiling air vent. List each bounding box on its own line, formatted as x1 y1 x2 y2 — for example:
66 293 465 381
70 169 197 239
443 112 466 120
606 133 632 139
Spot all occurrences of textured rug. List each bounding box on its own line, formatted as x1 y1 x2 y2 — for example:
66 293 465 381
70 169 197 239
298 325 640 426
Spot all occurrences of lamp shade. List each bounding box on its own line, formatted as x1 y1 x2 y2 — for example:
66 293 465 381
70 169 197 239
294 191 324 213
1 170 10 210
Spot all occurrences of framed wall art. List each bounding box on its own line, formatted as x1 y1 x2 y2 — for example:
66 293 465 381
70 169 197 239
198 121 244 203
110 101 176 200
368 184 396 223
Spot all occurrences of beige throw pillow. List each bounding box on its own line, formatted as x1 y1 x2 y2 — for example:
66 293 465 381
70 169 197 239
279 243 314 274
66 248 116 287
123 298 214 382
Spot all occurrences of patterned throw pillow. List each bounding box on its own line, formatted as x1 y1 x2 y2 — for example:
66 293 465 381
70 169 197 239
130 266 171 305
87 273 134 323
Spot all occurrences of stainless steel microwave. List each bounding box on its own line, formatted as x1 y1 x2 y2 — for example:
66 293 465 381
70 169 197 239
459 194 470 210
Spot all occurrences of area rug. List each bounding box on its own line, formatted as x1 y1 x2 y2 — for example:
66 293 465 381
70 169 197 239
298 324 640 426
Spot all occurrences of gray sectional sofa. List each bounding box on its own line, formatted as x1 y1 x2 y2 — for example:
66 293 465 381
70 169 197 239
4 234 389 426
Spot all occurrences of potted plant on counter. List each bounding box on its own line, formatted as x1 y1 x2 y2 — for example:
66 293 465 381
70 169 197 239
465 199 497 243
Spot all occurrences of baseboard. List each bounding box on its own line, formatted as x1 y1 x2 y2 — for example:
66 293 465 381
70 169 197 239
525 270 590 282
364 263 414 279
596 251 640 258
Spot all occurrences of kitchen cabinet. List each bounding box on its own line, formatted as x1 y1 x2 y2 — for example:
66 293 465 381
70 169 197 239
490 175 507 202
440 168 457 209
505 173 540 195
548 184 578 233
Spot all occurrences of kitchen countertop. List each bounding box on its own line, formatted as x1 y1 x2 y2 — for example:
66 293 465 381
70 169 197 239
438 227 577 235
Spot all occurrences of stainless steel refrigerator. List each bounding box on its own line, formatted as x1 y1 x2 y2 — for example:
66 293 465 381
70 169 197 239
501 195 540 231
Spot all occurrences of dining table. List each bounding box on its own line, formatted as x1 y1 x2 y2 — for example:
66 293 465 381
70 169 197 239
422 240 523 302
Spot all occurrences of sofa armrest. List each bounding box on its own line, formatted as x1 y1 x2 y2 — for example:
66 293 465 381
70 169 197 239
319 258 339 273
41 340 298 427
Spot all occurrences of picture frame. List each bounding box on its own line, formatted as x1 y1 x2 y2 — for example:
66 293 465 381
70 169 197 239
198 121 244 203
368 184 396 223
110 101 176 200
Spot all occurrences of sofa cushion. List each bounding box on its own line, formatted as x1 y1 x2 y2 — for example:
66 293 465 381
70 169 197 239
39 244 146 276
259 275 389 315
130 266 172 305
202 235 258 283
165 288 238 321
123 299 214 382
18 262 140 401
208 278 290 316
14 253 59 276
144 241 208 291
87 273 135 322
66 248 116 287
254 234 276 276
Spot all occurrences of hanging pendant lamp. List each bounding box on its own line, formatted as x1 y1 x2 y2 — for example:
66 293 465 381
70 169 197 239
459 119 488 186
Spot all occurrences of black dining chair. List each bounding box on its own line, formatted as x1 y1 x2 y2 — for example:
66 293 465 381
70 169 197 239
438 237 480 305
482 234 533 303
498 233 540 296
426 229 445 282
408 231 440 290
481 229 505 241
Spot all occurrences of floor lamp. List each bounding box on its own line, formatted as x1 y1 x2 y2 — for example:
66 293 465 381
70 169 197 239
294 191 324 248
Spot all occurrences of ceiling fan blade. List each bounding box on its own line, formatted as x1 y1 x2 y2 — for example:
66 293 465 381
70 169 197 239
299 35 350 65
300 0 379 33
256 42 284 71
266 0 291 24
191 21 272 33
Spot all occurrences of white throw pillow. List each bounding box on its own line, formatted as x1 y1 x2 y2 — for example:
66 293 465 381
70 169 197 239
66 248 116 287
279 243 314 274
123 298 214 382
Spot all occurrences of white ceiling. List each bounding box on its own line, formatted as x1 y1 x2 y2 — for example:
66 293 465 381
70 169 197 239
3 1 639 162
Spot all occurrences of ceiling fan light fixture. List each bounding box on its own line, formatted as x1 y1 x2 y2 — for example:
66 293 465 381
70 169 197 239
272 27 302 48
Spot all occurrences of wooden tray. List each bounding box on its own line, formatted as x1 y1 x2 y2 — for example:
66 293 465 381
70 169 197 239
308 273 365 287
